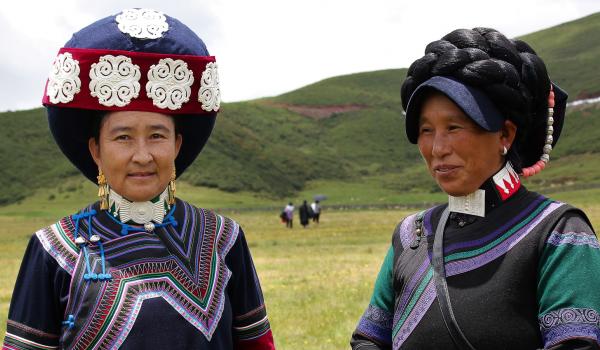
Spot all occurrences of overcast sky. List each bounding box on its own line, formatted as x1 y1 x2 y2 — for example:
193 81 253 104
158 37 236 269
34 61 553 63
1 0 599 111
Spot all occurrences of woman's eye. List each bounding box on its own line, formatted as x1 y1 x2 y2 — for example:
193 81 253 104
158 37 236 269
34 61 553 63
419 127 432 134
115 135 130 141
448 125 463 131
151 133 166 139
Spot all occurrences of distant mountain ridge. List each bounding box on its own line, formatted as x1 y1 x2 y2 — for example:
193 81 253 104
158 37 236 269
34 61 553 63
0 12 599 205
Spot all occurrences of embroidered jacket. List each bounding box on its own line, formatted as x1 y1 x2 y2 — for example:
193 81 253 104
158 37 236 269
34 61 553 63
352 183 600 349
3 199 275 350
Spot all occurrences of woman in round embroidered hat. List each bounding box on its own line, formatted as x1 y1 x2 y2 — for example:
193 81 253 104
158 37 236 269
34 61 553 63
351 28 600 349
3 9 275 350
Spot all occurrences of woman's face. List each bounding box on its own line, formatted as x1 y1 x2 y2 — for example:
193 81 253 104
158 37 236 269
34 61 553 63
417 92 514 197
89 111 182 202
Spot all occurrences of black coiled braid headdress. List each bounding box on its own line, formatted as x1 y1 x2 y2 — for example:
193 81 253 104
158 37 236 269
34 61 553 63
401 27 568 176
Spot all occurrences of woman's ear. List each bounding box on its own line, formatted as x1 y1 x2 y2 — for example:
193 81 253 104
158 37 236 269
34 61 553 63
501 119 518 149
88 137 101 168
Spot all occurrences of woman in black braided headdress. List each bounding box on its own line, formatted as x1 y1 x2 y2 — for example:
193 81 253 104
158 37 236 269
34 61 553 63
351 28 600 349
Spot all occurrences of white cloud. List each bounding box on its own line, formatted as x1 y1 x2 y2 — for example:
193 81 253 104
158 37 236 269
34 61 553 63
0 0 598 110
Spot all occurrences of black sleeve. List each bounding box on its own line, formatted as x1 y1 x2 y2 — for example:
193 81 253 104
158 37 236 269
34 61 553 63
3 234 71 349
225 227 275 349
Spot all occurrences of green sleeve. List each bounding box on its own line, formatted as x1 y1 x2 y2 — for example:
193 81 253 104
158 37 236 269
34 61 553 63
537 211 600 349
370 245 395 312
351 245 394 349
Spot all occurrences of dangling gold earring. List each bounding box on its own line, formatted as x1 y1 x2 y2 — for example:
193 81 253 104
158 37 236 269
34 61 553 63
97 170 109 210
168 168 176 206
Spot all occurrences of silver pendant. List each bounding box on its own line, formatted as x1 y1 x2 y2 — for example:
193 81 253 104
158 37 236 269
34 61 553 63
129 201 155 224
144 222 155 232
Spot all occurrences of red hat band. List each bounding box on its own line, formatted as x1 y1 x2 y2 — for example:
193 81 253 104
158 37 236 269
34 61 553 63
42 47 220 115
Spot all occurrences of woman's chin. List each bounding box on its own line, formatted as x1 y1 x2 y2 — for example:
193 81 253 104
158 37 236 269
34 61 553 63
436 182 474 197
118 185 165 202
445 190 470 197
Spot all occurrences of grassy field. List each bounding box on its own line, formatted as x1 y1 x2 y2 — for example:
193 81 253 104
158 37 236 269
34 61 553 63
1 187 600 349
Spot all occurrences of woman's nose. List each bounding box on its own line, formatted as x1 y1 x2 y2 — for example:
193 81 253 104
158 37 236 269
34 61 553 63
131 141 153 164
431 132 452 158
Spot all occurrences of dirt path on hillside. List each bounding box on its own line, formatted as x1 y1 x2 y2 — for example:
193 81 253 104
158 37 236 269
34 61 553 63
286 104 365 119
266 103 367 119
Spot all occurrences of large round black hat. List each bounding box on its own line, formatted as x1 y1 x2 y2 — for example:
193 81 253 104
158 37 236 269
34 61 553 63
43 9 220 182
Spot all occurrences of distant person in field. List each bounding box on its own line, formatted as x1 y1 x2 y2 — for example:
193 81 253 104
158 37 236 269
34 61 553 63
351 27 600 349
3 9 275 350
311 200 321 223
299 200 311 228
284 202 295 228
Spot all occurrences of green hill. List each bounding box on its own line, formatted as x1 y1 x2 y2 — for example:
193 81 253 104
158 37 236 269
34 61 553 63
1 12 599 207
268 69 406 107
519 12 600 99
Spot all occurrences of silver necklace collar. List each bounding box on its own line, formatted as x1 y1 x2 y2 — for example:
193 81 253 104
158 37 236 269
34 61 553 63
108 188 170 225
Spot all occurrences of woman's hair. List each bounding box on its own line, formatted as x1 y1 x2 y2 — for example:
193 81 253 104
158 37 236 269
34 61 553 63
401 28 551 171
91 112 107 141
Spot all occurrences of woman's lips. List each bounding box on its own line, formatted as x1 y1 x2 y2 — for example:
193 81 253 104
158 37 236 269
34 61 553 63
128 172 156 178
433 164 461 175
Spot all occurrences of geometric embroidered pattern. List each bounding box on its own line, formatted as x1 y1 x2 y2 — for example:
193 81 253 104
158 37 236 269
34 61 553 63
546 232 600 249
364 304 393 329
3 333 58 350
233 305 271 341
35 202 239 346
35 218 79 275
539 307 600 348
3 320 59 350
492 161 521 200
540 308 600 329
356 304 393 345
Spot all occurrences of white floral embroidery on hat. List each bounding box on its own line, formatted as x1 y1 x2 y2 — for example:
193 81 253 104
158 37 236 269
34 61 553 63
116 9 169 40
199 62 220 112
89 55 141 107
47 52 81 104
146 58 194 110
